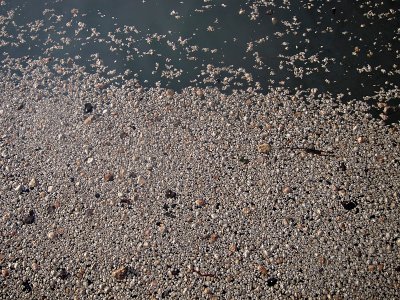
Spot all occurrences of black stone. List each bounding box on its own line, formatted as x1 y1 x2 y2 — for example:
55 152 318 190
165 189 177 199
267 277 278 287
46 205 56 214
21 186 30 193
120 131 128 139
161 289 171 298
95 193 100 198
58 268 69 280
22 210 35 225
86 278 93 286
164 211 176 218
22 280 32 293
341 201 357 211
17 103 24 110
239 157 250 164
171 268 180 276
120 199 131 206
84 103 93 114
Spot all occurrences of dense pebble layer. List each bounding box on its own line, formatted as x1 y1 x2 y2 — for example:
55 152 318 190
0 65 399 299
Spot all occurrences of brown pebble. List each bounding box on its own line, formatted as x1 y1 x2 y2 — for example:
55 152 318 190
119 168 126 178
47 231 56 239
258 143 272 154
257 265 268 275
94 83 105 89
379 113 388 121
319 256 326 265
242 207 251 214
137 175 146 186
112 266 128 280
294 111 302 118
39 191 46 198
1 269 9 277
31 262 39 271
282 186 292 194
28 178 38 188
203 287 212 295
275 257 284 265
104 172 114 182
83 115 94 125
229 244 237 252
209 233 218 242
196 89 204 97
377 102 386 108
158 223 166 233
377 263 384 271
2 212 10 222
357 136 367 143
368 264 375 272
166 89 175 98
195 199 206 207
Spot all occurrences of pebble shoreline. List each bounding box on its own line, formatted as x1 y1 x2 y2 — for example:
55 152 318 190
0 64 400 299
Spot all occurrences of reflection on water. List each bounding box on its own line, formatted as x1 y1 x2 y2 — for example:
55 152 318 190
1 0 399 116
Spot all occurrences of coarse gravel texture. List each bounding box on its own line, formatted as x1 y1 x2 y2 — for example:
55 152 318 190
0 65 400 299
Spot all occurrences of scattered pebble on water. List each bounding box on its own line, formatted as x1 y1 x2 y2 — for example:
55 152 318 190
0 0 399 298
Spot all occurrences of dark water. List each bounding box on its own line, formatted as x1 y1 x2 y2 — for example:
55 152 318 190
1 0 399 119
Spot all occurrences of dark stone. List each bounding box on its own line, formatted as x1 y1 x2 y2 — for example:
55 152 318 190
161 289 171 298
84 103 93 114
341 201 357 211
46 205 56 214
171 268 180 276
267 277 278 287
95 193 100 198
164 211 176 218
239 157 250 164
85 208 94 216
165 189 177 199
86 278 93 286
120 131 128 139
17 103 24 110
58 268 69 280
22 280 32 293
21 186 30 193
22 210 35 225
120 199 131 206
